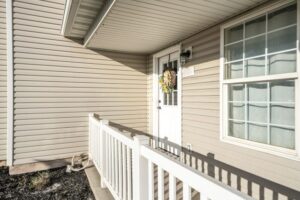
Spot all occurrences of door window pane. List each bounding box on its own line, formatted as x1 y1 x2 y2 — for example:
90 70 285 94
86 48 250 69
248 103 268 123
229 84 245 101
248 83 267 102
229 121 245 139
268 4 297 31
270 126 295 149
245 35 265 58
268 51 296 75
229 103 244 120
225 24 243 44
270 80 294 102
245 16 266 38
267 26 296 53
226 62 243 79
271 104 295 126
246 56 265 77
248 123 268 143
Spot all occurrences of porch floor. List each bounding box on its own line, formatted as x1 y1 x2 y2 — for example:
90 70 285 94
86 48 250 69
85 166 114 200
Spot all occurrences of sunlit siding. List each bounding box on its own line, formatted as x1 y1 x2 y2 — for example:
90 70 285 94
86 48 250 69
12 0 147 165
181 23 300 198
147 6 300 199
0 0 7 161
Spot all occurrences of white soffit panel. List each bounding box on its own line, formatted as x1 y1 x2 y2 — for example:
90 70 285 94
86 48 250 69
86 0 267 54
63 0 106 38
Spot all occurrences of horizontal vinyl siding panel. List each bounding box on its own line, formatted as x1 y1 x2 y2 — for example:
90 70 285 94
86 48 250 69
13 0 148 164
0 0 6 161
180 23 300 194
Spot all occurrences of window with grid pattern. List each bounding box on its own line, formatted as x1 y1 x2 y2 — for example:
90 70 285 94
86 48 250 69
221 3 298 153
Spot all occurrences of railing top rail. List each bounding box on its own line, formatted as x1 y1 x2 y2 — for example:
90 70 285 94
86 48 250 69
102 124 134 148
89 114 134 148
141 145 254 200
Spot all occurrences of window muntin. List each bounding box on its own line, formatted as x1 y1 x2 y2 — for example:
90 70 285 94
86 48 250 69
224 4 297 79
222 3 298 152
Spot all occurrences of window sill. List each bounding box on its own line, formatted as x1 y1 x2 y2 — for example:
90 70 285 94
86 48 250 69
220 136 300 161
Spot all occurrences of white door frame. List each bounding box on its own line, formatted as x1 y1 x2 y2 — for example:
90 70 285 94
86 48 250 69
152 44 182 146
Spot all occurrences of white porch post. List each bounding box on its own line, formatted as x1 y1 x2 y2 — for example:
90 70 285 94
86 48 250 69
99 119 108 188
132 135 150 200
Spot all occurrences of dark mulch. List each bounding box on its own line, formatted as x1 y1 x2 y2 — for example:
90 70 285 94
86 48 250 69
0 166 95 200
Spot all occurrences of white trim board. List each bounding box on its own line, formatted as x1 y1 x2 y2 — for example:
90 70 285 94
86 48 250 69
152 44 182 145
6 0 13 166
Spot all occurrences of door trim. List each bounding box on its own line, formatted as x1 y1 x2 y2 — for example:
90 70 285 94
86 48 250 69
152 44 182 146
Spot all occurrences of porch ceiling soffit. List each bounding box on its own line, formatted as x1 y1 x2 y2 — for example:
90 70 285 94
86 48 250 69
65 0 269 54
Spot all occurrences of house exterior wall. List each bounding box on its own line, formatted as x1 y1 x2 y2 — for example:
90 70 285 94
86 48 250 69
147 1 300 196
0 0 7 162
12 0 147 165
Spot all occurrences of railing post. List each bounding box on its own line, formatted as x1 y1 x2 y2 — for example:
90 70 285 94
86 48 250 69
88 113 95 158
132 135 150 200
99 119 109 188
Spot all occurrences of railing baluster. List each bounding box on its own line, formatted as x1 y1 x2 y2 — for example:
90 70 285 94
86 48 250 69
157 166 164 200
169 174 176 200
112 137 116 190
114 138 118 192
183 183 191 200
122 144 127 200
105 131 109 181
148 161 154 200
127 147 132 200
201 192 208 200
109 135 113 185
118 140 122 197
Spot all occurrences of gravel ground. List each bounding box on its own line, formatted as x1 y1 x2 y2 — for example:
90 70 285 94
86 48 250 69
0 166 95 200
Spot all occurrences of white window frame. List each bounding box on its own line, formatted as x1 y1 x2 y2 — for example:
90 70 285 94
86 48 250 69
220 0 300 161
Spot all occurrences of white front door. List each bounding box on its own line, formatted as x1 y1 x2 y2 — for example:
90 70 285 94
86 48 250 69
157 51 181 147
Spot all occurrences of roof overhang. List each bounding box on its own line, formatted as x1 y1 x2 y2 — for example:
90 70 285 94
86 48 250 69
62 0 269 54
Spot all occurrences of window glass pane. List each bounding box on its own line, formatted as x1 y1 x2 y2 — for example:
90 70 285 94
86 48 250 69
248 103 268 123
270 80 294 102
173 91 177 106
245 16 266 38
225 24 243 44
268 51 296 75
245 35 265 58
226 62 243 79
168 93 172 105
267 26 296 53
225 42 243 62
229 84 245 101
270 126 295 149
228 121 245 139
229 103 244 120
268 4 297 31
248 123 268 144
246 57 265 77
271 104 295 126
248 83 267 102
164 93 167 105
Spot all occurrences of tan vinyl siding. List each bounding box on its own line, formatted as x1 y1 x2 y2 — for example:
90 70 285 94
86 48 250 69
0 0 6 161
183 25 300 194
12 0 147 165
147 8 299 200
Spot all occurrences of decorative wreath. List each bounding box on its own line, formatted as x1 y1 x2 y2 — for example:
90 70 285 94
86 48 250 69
159 68 176 94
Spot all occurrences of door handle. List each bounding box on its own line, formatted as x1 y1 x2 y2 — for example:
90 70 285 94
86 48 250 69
157 106 161 109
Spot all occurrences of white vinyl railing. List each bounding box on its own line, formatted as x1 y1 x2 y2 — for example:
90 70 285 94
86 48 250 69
89 113 252 200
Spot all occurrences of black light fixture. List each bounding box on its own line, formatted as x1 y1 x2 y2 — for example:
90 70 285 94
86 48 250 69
180 47 192 65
